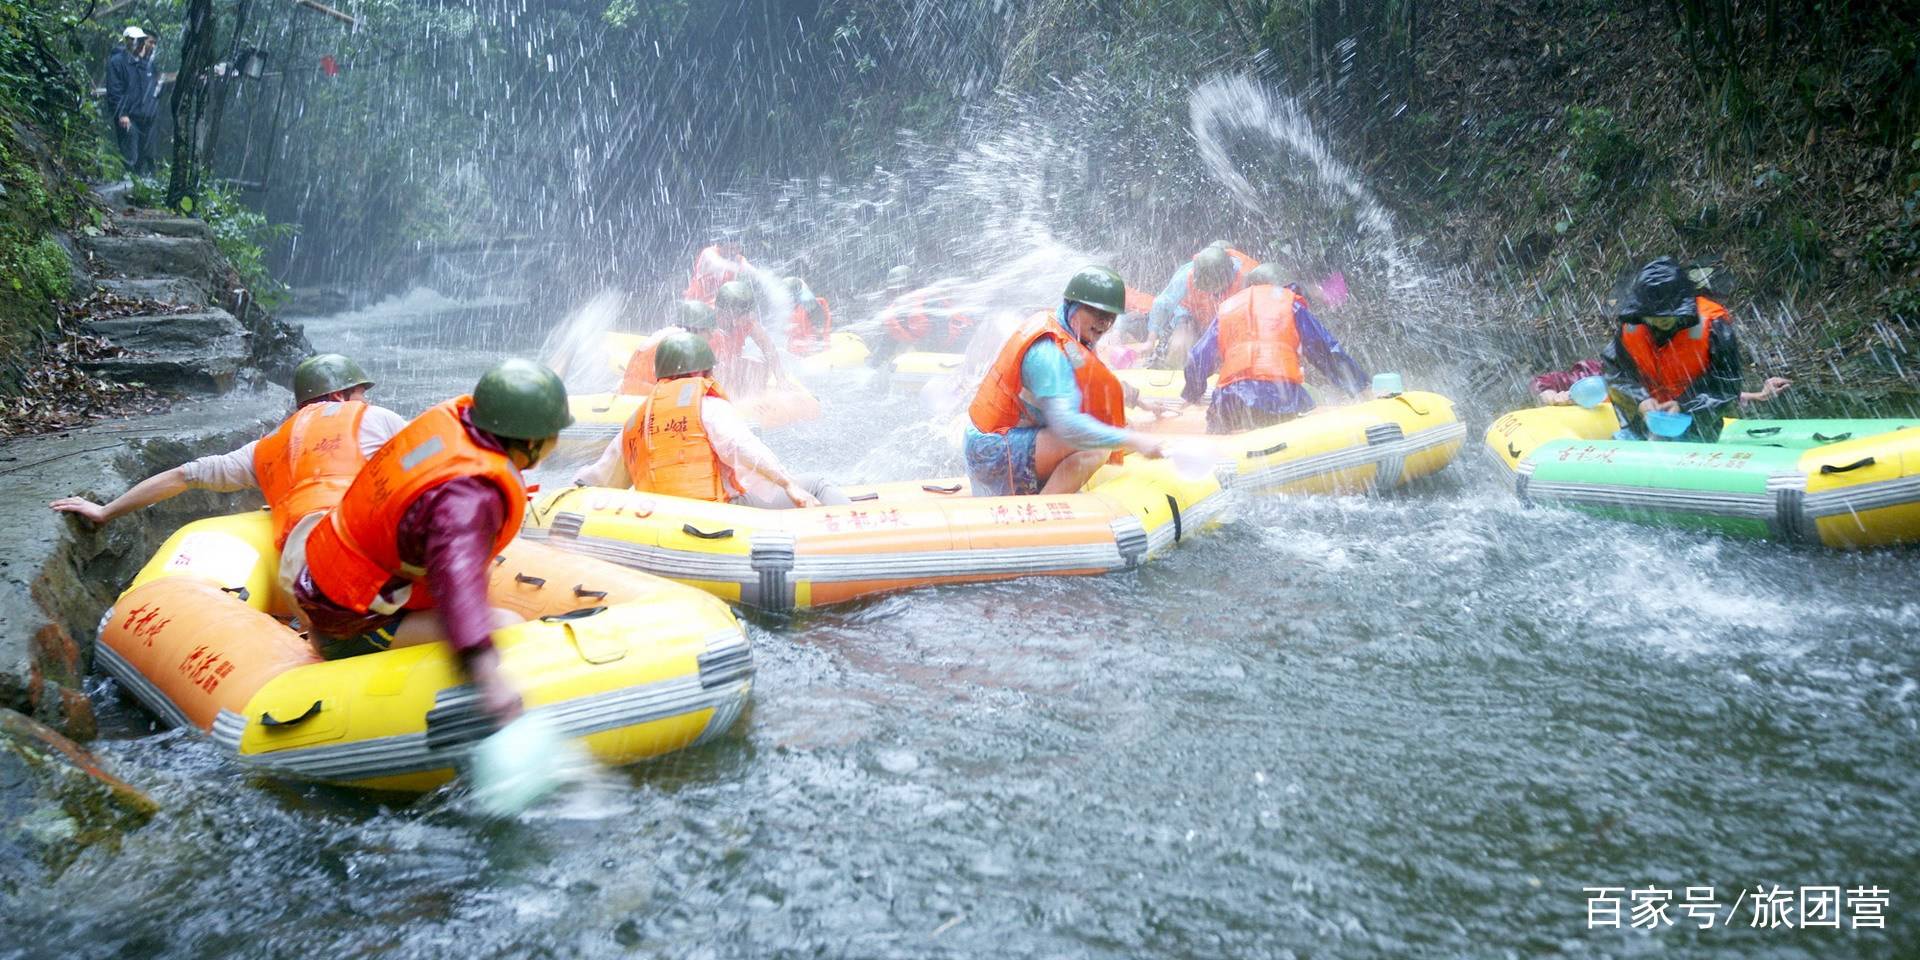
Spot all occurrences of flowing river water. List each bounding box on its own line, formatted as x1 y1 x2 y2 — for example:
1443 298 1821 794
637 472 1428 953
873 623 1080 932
3 287 1914 960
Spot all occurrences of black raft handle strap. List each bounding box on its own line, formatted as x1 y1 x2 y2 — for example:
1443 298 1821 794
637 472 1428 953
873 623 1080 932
682 523 735 540
220 585 250 602
514 572 546 588
1820 457 1876 475
922 483 963 494
1811 431 1852 444
847 491 881 502
260 700 323 728
1743 426 1782 437
1506 443 1523 460
1249 441 1289 458
572 584 608 600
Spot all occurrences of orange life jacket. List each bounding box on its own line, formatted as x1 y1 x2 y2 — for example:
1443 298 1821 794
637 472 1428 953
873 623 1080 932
683 246 747 303
304 397 525 612
620 376 738 502
1620 297 1729 403
253 400 369 549
1177 252 1251 335
710 321 752 364
883 291 973 348
1123 286 1155 315
1216 286 1305 388
968 311 1127 465
618 340 662 395
787 297 833 354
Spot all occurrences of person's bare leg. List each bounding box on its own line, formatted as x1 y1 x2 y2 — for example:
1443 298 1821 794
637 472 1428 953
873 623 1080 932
1040 450 1108 495
388 607 523 649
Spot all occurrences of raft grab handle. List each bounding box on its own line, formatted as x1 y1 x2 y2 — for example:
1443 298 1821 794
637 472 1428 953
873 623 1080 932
1165 494 1183 544
514 573 547 588
682 524 735 540
922 483 963 494
1506 443 1523 460
1812 432 1852 443
1744 426 1782 437
220 585 250 602
848 491 880 502
1248 441 1289 458
572 584 608 600
260 700 323 728
1820 457 1876 475
540 606 609 622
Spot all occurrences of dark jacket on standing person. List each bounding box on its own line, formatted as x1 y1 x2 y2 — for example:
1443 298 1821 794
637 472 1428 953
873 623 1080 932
128 50 161 120
105 45 137 120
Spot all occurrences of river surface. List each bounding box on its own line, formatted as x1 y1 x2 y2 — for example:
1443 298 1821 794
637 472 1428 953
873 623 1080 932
5 292 1916 959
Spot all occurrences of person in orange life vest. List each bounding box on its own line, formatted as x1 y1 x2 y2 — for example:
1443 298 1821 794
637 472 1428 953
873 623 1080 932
577 334 850 509
1180 265 1371 434
964 265 1171 497
870 265 978 368
618 300 717 395
782 275 834 356
1148 245 1250 367
684 239 749 304
49 354 401 545
292 360 574 725
710 280 791 392
1602 257 1745 442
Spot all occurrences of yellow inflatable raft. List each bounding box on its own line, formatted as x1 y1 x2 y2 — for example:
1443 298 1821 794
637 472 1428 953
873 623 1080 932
95 512 752 791
522 458 1226 611
560 380 824 457
1141 390 1466 494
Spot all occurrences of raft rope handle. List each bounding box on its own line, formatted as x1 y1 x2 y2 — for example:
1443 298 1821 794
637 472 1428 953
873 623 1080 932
682 523 735 540
1812 432 1853 443
1248 441 1290 458
591 402 614 413
848 491 881 502
572 584 608 600
220 585 250 602
514 573 547 588
1744 426 1783 437
1165 494 1183 544
493 555 507 566
1506 443 1524 460
540 606 608 622
921 483 963 494
259 700 323 728
1395 394 1430 416
1820 457 1876 475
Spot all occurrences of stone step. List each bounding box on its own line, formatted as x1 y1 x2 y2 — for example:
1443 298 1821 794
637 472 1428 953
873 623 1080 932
93 276 210 307
80 235 225 287
77 310 249 394
127 216 214 241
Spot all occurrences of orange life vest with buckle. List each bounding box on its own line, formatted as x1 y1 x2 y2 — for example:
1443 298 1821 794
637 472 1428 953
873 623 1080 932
787 297 833 354
1217 286 1305 388
304 397 525 612
969 311 1127 465
618 339 663 395
252 400 369 548
1620 297 1729 403
619 376 739 501
1177 252 1252 334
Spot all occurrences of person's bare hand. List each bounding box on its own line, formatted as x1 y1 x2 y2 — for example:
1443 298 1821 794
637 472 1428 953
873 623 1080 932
1639 397 1680 415
785 481 823 508
466 649 524 727
1137 396 1185 418
49 497 109 524
1540 390 1571 405
1761 376 1792 400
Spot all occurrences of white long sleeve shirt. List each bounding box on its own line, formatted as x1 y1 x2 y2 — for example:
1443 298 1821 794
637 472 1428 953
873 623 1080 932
575 393 792 501
178 405 409 492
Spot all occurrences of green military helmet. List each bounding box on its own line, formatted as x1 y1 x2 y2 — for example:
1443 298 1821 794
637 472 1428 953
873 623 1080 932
292 353 375 405
675 298 718 332
783 275 807 297
1206 239 1233 251
470 359 573 440
1192 246 1235 292
885 265 912 290
1061 264 1128 316
654 332 717 380
715 280 756 315
1244 263 1284 287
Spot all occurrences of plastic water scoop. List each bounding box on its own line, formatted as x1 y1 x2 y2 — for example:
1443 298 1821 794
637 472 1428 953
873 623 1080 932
1568 375 1608 410
1644 410 1692 439
1167 439 1217 480
468 712 582 816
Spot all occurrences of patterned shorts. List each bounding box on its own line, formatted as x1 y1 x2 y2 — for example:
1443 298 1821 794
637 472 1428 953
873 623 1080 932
964 426 1042 497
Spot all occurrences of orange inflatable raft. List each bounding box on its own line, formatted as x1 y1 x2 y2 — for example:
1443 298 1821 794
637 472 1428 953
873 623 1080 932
95 512 752 791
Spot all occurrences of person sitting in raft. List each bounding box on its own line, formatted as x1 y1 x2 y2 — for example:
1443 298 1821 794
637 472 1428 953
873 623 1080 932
1148 243 1253 367
712 280 792 392
618 300 716 395
50 353 403 555
1180 264 1370 433
965 265 1170 496
869 265 977 368
783 276 834 356
291 359 575 726
685 237 749 305
577 333 850 509
1533 356 1790 408
1603 256 1745 442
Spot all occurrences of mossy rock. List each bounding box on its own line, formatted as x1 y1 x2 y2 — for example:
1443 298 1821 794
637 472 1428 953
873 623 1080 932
0 708 157 891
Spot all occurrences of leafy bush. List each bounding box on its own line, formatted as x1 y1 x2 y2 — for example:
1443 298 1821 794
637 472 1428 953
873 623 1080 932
1565 105 1644 194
